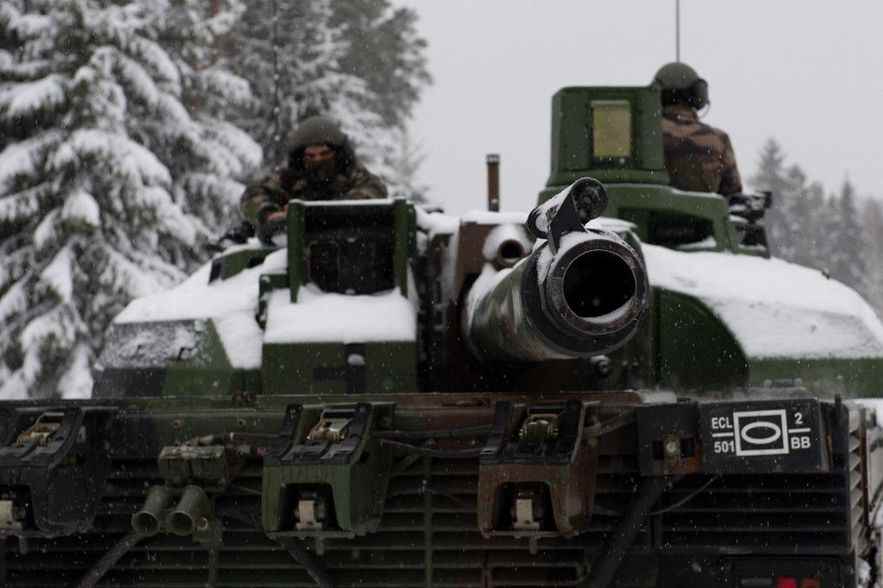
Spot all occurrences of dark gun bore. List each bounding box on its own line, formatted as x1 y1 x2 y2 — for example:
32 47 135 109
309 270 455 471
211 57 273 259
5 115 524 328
561 250 637 319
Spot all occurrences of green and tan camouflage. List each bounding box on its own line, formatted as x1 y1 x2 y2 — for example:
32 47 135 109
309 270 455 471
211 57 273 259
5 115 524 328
240 116 388 226
660 103 743 196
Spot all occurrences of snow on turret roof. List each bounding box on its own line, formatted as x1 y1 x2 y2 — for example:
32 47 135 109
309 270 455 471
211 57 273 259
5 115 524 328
264 285 415 344
114 246 416 367
116 248 288 323
644 244 883 359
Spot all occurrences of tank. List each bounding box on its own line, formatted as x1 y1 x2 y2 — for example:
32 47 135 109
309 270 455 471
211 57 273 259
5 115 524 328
1 85 883 588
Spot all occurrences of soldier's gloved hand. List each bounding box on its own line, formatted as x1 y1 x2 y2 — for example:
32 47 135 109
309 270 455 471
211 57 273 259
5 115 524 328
257 209 288 245
728 193 767 222
728 193 750 214
207 221 256 253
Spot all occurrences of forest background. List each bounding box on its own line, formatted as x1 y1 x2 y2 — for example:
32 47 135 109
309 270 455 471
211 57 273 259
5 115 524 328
0 0 881 398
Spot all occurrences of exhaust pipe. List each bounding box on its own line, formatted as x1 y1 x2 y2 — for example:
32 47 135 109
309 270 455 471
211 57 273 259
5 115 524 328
486 153 500 211
166 485 212 536
130 486 173 537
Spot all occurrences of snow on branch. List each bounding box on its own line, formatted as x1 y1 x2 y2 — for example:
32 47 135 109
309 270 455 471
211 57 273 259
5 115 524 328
178 172 244 209
1 4 55 41
0 74 66 118
51 129 172 188
0 182 51 223
40 245 74 303
99 47 161 110
139 185 199 246
124 37 182 94
62 189 100 228
196 69 252 108
0 280 28 326
106 247 181 299
209 120 263 171
0 131 62 194
33 208 60 250
155 91 195 130
20 304 78 356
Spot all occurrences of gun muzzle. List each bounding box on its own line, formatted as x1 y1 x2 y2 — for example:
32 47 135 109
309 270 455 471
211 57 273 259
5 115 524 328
466 228 647 362
539 232 644 345
466 177 648 362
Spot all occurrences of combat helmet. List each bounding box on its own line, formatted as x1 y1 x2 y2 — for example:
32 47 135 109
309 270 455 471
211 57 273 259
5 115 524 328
652 62 709 109
286 115 356 173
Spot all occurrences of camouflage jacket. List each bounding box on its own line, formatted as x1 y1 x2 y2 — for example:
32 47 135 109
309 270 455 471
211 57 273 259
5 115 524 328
240 163 388 225
661 104 743 196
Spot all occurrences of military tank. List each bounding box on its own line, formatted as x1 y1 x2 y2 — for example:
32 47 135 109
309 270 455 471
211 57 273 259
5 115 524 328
1 85 883 588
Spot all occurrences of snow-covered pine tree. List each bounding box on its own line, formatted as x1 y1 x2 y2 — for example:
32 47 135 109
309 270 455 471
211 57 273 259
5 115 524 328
862 199 883 316
802 180 827 268
329 0 431 201
157 0 261 240
330 0 431 130
767 163 804 263
229 0 377 168
824 181 867 293
0 0 258 398
387 127 429 203
228 0 430 194
781 164 821 268
750 139 793 258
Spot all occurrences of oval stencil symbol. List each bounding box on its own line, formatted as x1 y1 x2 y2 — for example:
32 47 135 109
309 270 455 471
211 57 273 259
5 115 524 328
740 421 782 446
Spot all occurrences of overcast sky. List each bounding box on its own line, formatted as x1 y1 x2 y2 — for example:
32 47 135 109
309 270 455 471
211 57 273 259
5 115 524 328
396 0 883 214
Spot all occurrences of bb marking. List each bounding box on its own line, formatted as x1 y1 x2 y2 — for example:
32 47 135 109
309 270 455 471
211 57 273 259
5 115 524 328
709 409 813 456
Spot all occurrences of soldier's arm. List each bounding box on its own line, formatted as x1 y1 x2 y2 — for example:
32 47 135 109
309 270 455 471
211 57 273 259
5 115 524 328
345 165 389 200
239 173 288 226
718 133 744 196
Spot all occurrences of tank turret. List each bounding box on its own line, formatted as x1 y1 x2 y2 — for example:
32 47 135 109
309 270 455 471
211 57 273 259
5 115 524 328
93 178 649 397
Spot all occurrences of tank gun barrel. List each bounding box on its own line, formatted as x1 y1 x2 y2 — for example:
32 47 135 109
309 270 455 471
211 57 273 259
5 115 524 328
465 178 648 362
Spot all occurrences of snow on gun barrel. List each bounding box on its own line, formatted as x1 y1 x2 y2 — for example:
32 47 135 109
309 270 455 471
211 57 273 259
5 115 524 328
465 177 649 362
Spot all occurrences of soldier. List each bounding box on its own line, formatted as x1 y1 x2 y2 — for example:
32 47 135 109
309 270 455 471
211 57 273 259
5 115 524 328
240 115 388 236
652 62 743 197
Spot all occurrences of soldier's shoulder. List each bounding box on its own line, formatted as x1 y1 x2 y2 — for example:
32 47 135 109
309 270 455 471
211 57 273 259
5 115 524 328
348 161 375 177
250 168 283 185
681 118 732 143
346 162 384 184
343 161 388 198
703 122 734 145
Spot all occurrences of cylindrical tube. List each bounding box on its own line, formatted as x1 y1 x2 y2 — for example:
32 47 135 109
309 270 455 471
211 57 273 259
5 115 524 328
130 485 173 536
486 154 500 212
166 485 211 537
465 229 648 362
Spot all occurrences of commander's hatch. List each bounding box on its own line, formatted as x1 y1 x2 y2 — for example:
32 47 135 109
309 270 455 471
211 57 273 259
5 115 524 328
545 86 669 188
285 198 414 301
541 86 742 254
257 198 419 395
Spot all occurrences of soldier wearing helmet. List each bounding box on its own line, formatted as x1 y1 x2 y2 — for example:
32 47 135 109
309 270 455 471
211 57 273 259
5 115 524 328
240 116 388 232
653 62 743 197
